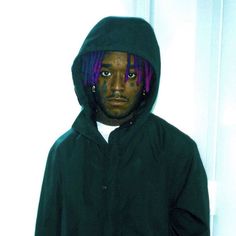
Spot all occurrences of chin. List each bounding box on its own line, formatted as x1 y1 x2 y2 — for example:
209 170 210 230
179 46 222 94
105 110 132 120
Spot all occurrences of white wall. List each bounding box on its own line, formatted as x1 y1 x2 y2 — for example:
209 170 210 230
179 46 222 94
211 1 236 235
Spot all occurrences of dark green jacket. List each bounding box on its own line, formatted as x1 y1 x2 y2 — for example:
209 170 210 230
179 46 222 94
35 17 210 236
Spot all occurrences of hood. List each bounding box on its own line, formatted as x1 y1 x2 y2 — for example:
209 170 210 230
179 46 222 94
72 16 161 122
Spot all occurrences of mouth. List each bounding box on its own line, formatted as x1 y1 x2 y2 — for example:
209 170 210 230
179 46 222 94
107 97 128 106
107 95 128 101
108 97 128 102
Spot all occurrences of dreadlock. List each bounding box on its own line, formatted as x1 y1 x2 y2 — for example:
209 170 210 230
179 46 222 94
81 51 153 93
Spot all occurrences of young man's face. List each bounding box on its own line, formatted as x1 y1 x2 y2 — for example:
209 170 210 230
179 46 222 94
96 51 144 125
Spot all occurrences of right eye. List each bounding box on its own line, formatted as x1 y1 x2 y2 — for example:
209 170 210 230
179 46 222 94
100 71 112 77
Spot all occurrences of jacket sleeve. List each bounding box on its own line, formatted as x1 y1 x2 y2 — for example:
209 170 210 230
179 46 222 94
169 142 210 236
35 144 62 236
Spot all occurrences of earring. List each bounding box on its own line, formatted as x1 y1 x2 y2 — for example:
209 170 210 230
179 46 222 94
142 90 146 96
92 85 96 93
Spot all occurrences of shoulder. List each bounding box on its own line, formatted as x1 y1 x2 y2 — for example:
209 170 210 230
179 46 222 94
48 128 81 160
147 113 195 142
145 115 206 183
146 113 198 156
53 128 79 148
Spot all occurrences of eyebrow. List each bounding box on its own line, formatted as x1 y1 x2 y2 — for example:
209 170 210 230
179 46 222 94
101 63 112 68
101 63 135 68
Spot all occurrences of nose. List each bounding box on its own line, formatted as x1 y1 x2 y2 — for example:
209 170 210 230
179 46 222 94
111 72 125 92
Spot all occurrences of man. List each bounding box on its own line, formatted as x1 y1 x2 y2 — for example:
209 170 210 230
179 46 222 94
35 16 210 235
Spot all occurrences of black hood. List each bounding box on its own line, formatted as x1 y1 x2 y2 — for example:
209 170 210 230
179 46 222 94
72 16 161 121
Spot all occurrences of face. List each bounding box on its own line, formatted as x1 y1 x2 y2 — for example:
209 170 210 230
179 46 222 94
96 51 144 125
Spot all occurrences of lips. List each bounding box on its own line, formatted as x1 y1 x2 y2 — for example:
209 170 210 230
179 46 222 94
108 97 128 102
107 97 128 106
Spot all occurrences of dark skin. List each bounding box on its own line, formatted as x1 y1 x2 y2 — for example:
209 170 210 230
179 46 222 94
95 51 144 126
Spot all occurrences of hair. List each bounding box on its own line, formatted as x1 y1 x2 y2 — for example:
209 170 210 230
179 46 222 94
81 51 153 93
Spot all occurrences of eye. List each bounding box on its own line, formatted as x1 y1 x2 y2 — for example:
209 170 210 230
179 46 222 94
127 72 137 79
100 70 112 77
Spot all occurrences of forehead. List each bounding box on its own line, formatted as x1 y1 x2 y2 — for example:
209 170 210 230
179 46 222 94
102 51 134 66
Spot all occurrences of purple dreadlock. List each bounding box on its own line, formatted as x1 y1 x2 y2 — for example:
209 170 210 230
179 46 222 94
81 51 153 93
81 51 105 86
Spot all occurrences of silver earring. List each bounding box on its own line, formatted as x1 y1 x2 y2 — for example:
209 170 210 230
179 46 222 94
92 85 96 93
142 90 146 96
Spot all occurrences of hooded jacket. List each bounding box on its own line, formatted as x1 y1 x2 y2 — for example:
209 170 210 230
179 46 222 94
35 16 210 236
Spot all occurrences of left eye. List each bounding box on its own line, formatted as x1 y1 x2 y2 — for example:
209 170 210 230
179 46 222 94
127 72 137 79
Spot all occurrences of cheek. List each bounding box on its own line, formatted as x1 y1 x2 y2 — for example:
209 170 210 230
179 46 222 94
102 80 108 94
98 80 108 95
129 81 136 88
127 81 143 94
